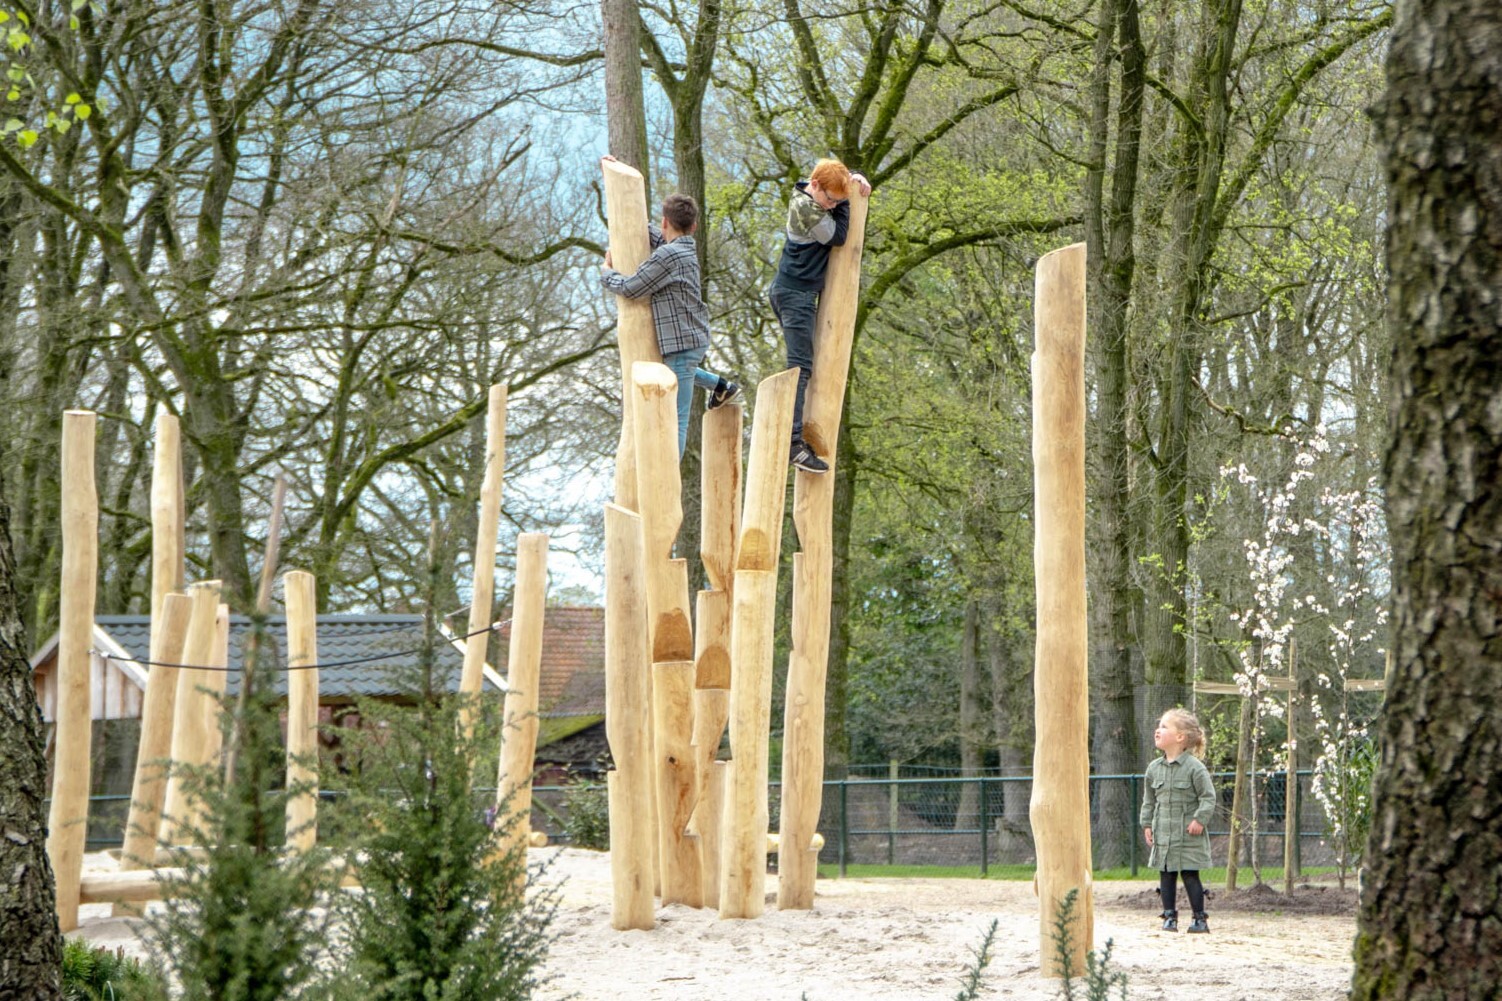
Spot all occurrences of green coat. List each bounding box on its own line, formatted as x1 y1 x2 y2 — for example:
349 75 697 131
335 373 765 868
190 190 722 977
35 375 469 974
1139 753 1216 872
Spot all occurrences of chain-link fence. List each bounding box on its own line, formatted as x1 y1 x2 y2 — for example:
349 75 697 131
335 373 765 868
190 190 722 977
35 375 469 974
74 768 1337 876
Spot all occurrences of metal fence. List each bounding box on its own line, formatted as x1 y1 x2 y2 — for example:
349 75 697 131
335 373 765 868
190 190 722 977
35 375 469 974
72 769 1333 876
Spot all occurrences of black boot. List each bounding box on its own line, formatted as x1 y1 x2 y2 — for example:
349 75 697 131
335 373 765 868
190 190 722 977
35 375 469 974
1161 909 1178 932
1187 911 1209 934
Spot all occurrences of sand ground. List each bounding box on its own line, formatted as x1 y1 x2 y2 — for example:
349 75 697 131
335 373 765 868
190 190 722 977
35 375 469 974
74 848 1357 1001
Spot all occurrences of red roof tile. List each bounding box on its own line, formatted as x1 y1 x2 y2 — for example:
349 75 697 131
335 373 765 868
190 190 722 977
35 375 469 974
493 606 604 717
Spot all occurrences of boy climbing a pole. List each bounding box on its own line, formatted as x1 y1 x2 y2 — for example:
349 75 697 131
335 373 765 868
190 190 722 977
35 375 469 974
769 158 871 473
599 156 741 457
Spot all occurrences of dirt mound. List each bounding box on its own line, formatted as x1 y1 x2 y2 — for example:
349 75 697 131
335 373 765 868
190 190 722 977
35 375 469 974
1110 879 1359 916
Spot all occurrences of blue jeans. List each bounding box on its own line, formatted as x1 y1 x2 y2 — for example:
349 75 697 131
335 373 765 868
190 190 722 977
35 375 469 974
662 347 721 456
769 284 818 442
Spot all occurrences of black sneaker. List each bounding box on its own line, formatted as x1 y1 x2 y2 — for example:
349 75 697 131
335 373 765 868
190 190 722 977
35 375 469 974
790 439 829 473
707 378 742 411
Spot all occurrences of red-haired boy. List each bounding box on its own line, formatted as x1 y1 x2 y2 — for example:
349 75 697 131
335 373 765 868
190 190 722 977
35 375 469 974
769 159 870 473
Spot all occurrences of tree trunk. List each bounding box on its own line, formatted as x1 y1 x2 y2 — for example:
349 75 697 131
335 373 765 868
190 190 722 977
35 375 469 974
602 0 651 204
989 601 1033 862
0 439 63 998
1352 2 1502 994
954 598 984 831
1084 0 1146 868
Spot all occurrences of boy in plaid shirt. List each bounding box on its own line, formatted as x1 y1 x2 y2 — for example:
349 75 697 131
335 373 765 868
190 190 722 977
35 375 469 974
600 172 741 456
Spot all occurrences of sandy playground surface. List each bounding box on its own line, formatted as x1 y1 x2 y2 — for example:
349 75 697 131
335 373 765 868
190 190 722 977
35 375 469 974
75 847 1358 1001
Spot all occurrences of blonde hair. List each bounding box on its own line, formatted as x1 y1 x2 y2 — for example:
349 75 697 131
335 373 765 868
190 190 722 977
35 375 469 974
1161 708 1206 757
809 158 851 199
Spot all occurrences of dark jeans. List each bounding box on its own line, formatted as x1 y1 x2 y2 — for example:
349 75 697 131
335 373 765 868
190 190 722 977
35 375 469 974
769 284 819 442
1159 869 1205 913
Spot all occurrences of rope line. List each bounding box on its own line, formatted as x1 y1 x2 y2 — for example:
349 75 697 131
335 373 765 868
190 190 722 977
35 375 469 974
93 620 512 674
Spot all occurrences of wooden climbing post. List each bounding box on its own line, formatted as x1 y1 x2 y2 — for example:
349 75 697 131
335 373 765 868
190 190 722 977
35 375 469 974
161 581 223 845
495 533 550 859
48 410 98 932
778 187 869 909
284 570 320 852
460 384 506 741
1028 243 1093 975
719 368 798 920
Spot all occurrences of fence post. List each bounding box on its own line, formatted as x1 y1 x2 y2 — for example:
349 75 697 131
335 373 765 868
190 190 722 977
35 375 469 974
886 760 897 865
979 775 989 878
1129 773 1139 876
838 780 848 878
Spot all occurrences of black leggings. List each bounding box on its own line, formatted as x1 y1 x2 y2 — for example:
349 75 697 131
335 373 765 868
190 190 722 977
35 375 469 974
1160 869 1205 914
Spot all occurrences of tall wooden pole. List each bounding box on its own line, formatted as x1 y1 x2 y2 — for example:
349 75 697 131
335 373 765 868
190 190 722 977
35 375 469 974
1028 243 1093 975
602 158 664 511
48 410 97 932
653 660 701 906
700 404 743 593
115 413 188 914
631 362 694 662
778 189 870 909
719 368 798 920
1285 639 1298 893
604 504 655 930
495 533 550 855
161 581 223 845
460 384 506 740
284 570 320 852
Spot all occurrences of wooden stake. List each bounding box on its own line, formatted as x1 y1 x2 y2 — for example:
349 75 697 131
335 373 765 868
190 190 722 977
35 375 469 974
460 384 507 740
602 158 664 511
48 410 97 932
698 760 726 911
161 582 223 845
284 570 320 853
700 403 743 593
631 361 694 662
653 660 702 906
719 569 778 919
1028 243 1093 974
1285 639 1298 893
603 503 655 930
116 592 192 906
735 369 800 572
495 533 550 858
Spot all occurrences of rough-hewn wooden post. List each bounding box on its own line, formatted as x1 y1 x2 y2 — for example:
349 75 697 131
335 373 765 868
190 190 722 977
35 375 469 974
653 660 701 906
719 368 798 920
602 159 663 511
1028 243 1093 975
700 404 743 593
495 533 550 856
117 413 187 914
161 581 223 845
48 410 97 932
460 384 506 740
698 759 727 909
603 503 655 930
631 362 694 663
117 593 192 877
284 570 320 852
778 189 869 909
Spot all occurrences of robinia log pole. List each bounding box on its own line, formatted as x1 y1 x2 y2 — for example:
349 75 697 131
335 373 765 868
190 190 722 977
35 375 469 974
630 362 694 663
719 368 799 920
778 187 869 910
117 413 188 906
48 409 97 932
602 158 663 511
161 581 223 845
459 384 506 740
1028 242 1093 975
495 533 550 858
603 503 655 930
284 570 320 853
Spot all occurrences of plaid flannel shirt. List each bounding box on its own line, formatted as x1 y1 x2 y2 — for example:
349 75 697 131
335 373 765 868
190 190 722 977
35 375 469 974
600 227 711 355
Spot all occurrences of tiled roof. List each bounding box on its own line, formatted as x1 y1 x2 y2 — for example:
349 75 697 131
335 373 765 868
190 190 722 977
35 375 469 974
493 606 604 718
95 614 471 699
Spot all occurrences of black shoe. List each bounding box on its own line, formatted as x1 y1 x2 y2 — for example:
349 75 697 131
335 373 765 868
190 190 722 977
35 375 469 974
790 439 829 473
1187 912 1209 934
1161 909 1178 932
707 378 742 411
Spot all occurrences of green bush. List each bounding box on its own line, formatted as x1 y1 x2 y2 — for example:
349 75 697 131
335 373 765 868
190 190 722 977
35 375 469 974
61 940 169 1001
561 781 610 851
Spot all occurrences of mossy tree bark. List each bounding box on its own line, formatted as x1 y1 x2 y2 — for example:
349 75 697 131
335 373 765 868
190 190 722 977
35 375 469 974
0 446 63 997
1351 2 1502 995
